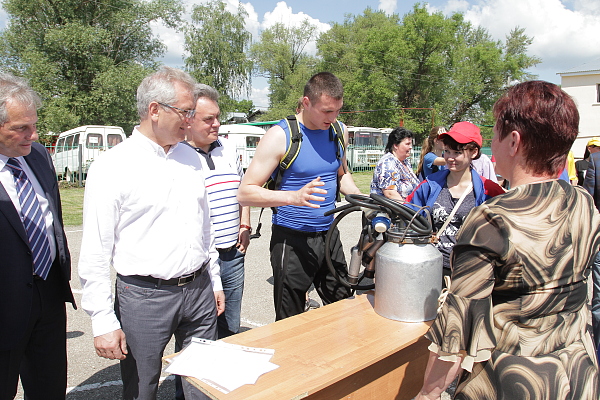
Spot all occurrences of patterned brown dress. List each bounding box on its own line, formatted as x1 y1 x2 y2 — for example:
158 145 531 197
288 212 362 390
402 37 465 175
427 180 600 399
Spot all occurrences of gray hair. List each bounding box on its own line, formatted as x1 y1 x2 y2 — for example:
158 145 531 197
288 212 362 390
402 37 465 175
136 67 196 119
194 83 219 102
0 73 41 125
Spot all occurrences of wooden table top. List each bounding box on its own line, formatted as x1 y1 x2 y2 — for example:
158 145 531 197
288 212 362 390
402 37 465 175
164 293 432 400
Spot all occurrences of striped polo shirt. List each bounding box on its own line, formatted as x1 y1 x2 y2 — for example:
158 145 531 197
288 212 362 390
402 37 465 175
188 138 243 249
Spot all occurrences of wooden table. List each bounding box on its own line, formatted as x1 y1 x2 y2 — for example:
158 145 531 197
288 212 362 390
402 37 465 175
164 293 432 400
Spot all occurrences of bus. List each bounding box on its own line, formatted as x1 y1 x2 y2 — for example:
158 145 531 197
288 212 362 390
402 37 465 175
218 124 266 170
347 127 385 171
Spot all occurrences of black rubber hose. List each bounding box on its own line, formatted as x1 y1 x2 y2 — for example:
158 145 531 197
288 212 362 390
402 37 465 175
324 205 375 291
368 193 432 234
323 201 356 217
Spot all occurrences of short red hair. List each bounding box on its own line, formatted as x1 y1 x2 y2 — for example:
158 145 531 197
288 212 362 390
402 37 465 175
493 81 579 176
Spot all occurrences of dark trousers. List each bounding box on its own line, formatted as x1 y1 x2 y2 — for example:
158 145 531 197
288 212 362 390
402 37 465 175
270 224 352 320
0 265 67 400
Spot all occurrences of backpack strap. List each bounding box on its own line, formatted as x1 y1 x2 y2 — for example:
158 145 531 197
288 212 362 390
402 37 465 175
330 120 346 173
329 120 349 202
263 115 303 191
280 115 303 170
253 118 348 238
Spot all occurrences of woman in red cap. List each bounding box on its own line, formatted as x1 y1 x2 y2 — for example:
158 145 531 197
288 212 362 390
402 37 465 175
406 121 504 279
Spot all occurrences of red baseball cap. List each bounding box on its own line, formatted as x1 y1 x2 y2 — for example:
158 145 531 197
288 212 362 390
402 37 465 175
438 121 482 147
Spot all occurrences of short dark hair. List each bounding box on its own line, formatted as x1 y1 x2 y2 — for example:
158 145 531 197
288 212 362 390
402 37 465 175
493 80 578 176
303 72 343 104
441 135 481 160
385 127 413 153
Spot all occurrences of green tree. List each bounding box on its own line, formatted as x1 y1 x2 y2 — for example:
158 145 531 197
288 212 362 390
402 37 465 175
184 0 252 103
0 0 183 135
316 5 539 140
250 19 320 120
317 8 405 128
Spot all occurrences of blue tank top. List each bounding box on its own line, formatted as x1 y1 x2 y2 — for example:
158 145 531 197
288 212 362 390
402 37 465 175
272 119 343 232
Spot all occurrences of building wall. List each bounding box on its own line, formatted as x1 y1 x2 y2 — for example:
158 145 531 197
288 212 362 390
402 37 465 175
561 72 600 159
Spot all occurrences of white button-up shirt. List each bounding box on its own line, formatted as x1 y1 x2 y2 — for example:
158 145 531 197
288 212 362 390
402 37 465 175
79 128 221 337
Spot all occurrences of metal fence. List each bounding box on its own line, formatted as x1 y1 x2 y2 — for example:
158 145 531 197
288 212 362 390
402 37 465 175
348 146 493 173
46 143 112 186
46 143 494 184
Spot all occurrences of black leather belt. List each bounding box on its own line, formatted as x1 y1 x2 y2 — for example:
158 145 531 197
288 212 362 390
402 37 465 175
128 260 209 287
217 244 237 253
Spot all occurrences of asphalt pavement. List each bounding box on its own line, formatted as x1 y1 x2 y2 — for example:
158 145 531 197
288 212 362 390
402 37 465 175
16 204 365 399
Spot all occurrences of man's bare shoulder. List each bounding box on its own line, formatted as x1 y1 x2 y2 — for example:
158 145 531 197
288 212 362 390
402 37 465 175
258 123 287 157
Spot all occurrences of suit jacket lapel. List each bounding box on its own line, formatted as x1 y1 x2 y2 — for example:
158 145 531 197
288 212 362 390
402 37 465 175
0 178 28 245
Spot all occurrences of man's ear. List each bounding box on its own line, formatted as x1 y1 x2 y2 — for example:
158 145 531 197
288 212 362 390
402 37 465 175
301 96 310 110
149 102 160 122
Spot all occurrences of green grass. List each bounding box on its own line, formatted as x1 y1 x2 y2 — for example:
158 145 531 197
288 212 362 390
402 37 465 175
59 184 85 226
55 171 374 227
351 170 373 195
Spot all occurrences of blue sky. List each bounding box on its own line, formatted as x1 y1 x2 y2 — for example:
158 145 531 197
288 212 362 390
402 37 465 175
163 0 598 108
1 0 599 108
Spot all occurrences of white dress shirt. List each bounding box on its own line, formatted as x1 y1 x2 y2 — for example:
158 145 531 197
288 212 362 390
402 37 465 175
0 154 57 262
79 128 221 337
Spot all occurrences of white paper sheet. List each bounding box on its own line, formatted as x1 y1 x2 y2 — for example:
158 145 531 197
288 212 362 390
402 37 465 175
165 338 279 394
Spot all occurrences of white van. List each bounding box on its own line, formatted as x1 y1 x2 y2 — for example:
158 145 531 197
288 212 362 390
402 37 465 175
52 125 126 181
218 124 266 170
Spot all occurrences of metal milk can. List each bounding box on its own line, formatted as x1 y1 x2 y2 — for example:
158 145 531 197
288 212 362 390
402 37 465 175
373 229 443 322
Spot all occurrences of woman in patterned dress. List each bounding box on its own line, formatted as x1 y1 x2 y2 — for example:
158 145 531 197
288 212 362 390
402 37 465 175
370 127 419 201
415 81 600 400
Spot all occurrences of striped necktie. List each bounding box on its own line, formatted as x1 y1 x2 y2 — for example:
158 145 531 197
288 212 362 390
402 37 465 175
6 157 53 279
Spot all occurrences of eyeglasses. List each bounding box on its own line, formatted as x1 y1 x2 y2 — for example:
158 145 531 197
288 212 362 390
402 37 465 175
157 102 196 119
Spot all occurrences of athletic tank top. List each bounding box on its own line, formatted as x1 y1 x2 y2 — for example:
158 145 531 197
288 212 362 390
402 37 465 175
272 119 343 232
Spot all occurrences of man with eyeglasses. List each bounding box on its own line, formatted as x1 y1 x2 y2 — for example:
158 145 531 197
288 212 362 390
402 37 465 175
79 67 224 400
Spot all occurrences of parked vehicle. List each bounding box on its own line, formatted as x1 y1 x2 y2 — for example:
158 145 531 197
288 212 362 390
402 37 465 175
52 125 125 181
218 124 266 170
346 126 385 171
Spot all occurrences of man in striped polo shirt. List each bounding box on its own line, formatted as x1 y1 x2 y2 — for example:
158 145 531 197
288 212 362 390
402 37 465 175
186 83 251 338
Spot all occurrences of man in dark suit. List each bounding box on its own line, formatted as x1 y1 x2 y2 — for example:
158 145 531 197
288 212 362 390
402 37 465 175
584 139 600 208
0 73 75 399
583 140 600 359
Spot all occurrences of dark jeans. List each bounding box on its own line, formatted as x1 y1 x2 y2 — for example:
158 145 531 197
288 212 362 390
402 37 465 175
217 247 245 338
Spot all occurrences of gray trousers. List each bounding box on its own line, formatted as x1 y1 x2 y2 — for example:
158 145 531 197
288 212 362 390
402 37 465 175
115 269 217 400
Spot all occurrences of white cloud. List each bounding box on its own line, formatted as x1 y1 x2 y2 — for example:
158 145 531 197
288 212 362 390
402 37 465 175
152 0 262 69
151 1 333 104
260 2 330 55
249 84 271 109
434 0 600 83
378 0 398 15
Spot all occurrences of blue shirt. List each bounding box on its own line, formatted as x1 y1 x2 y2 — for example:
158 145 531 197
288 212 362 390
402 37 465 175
272 120 343 232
